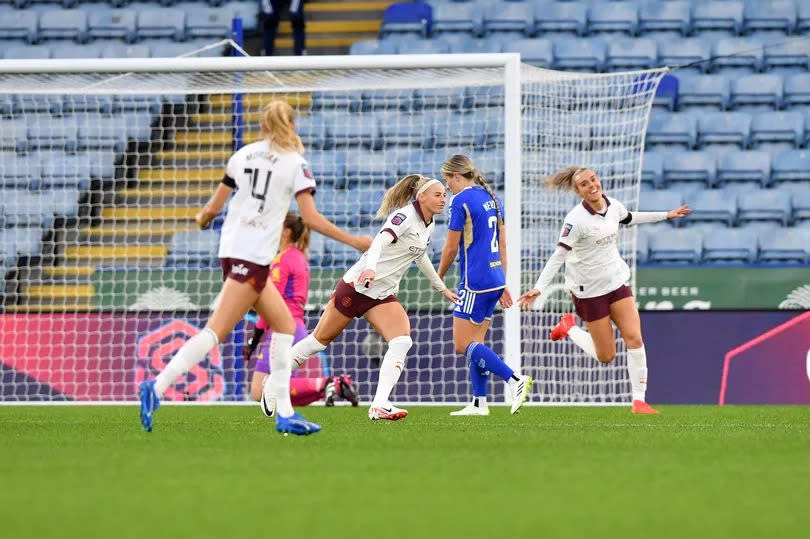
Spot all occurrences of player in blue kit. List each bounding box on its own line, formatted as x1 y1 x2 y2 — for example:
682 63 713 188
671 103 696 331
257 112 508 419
437 155 532 416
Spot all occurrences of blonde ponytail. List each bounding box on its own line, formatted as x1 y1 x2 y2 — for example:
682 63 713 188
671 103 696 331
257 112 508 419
440 154 502 221
260 99 305 153
375 174 428 219
544 166 587 192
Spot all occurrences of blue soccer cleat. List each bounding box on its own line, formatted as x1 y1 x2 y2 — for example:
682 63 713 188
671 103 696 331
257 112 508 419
275 412 321 436
139 380 160 432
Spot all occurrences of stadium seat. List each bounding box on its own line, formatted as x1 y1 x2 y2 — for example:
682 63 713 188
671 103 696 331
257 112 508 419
696 111 751 149
329 114 380 151
222 0 259 32
663 151 717 187
467 84 504 107
396 39 449 54
294 115 329 150
635 227 650 264
737 189 792 226
639 0 690 36
306 151 345 185
800 1 810 34
648 228 703 263
692 1 744 35
502 39 553 68
136 8 186 41
381 2 432 36
431 1 483 36
657 38 711 73
639 189 682 213
349 40 380 55
431 110 471 148
34 150 92 190
0 119 28 152
784 73 810 109
113 94 162 115
2 191 53 229
27 119 78 152
378 112 431 147
361 88 414 111
0 226 43 258
758 228 810 264
165 230 220 268
100 42 150 58
653 74 679 110
677 74 730 111
750 111 804 151
534 1 587 36
552 38 607 72
770 149 810 184
711 38 764 74
413 86 466 110
702 228 758 263
588 1 638 36
3 44 51 59
344 151 396 189
785 184 810 224
685 189 737 226
729 74 783 111
716 151 771 187
763 38 810 73
51 43 104 58
88 9 137 42
0 10 38 43
641 152 664 188
742 0 797 35
0 153 40 190
472 148 505 187
39 9 89 42
44 188 81 219
483 1 534 36
185 8 232 38
646 111 696 150
16 94 63 115
77 119 128 153
605 38 657 71
311 91 362 112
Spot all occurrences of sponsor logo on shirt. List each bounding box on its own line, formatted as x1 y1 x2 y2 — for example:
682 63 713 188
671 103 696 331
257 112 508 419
561 223 573 237
595 232 617 246
391 212 407 226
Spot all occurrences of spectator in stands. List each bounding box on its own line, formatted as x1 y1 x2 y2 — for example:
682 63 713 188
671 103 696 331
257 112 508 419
261 0 306 56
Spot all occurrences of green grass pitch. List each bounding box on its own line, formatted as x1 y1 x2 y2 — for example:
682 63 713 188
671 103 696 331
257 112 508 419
1 405 808 539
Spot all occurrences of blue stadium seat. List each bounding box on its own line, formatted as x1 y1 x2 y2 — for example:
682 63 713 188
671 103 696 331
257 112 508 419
77 119 127 153
730 74 783 111
27 119 78 151
16 94 62 115
647 111 696 150
484 1 534 36
113 94 162 115
697 111 751 149
361 88 414 111
311 91 362 112
605 37 657 71
39 9 89 42
2 191 54 229
685 189 737 226
0 226 43 258
114 111 154 142
0 153 40 189
413 86 466 110
136 8 185 41
663 151 716 187
742 0 797 35
381 2 432 36
784 184 810 224
658 38 711 73
431 1 483 36
784 73 810 109
3 44 51 59
717 151 771 187
758 228 810 264
635 227 650 264
702 227 758 263
100 42 150 58
44 188 81 218
396 39 449 54
692 1 744 35
641 151 664 188
61 95 113 115
737 188 792 225
378 112 431 147
648 228 703 263
763 38 810 73
677 74 730 111
771 149 810 184
51 43 103 58
588 1 638 36
294 115 328 150
503 38 553 68
467 84 504 107
639 0 690 36
712 38 764 74
223 1 259 32
343 151 395 189
639 189 682 212
34 150 92 189
88 9 137 42
0 119 28 152
0 10 38 43
654 74 679 110
306 151 345 185
750 111 804 151
535 1 587 36
800 1 810 34
185 7 231 38
431 110 470 148
165 230 220 268
329 114 380 150
472 148 505 187
552 38 607 72
349 40 380 55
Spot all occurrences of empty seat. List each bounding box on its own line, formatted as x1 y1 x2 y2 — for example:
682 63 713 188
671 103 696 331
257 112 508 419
378 113 431 147
3 44 51 59
329 115 380 150
52 43 104 58
770 149 810 184
605 38 657 71
472 148 505 187
730 74 783 110
686 189 737 226
654 74 679 110
588 1 638 36
764 38 810 73
2 191 53 229
535 1 587 36
758 229 810 264
77 120 128 153
702 228 758 263
717 151 771 187
166 230 220 268
639 0 690 36
742 0 797 35
432 1 483 36
647 111 696 149
114 94 162 114
639 189 682 212
34 151 92 189
343 151 396 189
349 40 380 55
648 228 703 263
677 74 730 111
185 8 232 38
697 111 751 149
305 151 345 185
552 38 607 72
484 1 534 35
799 1 810 34
137 8 186 41
784 73 810 109
0 227 43 258
27 119 78 151
311 90 362 111
0 118 28 152
0 153 39 189
413 86 466 110
737 189 792 225
787 184 810 223
397 39 449 54
39 9 89 42
641 152 664 187
44 188 81 218
663 151 717 187
750 111 804 150
88 9 137 42
100 42 150 58
381 1 432 36
712 38 764 73
658 38 711 73
0 10 37 43
692 1 744 35
503 39 553 68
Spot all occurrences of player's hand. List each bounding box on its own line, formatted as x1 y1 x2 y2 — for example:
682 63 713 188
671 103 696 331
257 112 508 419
352 235 373 252
195 209 214 229
518 289 541 309
357 269 376 288
499 287 514 308
441 288 460 304
667 205 691 220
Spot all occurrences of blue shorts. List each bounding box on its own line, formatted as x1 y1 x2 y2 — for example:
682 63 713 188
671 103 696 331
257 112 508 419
453 288 504 325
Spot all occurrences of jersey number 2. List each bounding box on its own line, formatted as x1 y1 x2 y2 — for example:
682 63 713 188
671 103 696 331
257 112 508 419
245 168 272 213
488 216 499 253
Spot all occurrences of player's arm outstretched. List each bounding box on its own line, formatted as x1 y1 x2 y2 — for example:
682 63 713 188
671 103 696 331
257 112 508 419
416 253 459 303
618 201 691 226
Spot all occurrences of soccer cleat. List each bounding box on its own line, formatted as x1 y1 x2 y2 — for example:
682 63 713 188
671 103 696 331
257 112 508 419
510 375 533 414
275 412 322 435
138 380 160 433
550 313 576 341
324 378 338 407
450 402 490 416
260 390 276 418
632 400 661 414
337 374 359 407
368 403 408 421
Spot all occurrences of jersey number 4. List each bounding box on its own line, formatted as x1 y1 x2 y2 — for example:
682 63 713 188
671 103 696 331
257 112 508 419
488 216 499 253
244 167 272 213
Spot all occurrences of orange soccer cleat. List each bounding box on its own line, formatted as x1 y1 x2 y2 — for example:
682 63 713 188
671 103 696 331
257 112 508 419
550 313 576 341
632 400 661 414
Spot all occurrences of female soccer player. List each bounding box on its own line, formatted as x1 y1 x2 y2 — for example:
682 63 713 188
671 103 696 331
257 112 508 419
243 212 358 407
138 99 371 435
517 167 691 414
438 155 532 417
283 174 458 421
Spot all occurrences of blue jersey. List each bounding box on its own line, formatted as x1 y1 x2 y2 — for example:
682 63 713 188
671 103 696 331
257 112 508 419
448 186 505 293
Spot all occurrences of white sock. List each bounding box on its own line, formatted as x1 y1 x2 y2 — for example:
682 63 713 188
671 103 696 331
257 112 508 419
473 396 487 407
289 334 326 370
266 332 295 417
568 326 598 361
371 336 412 407
627 346 648 402
154 328 218 398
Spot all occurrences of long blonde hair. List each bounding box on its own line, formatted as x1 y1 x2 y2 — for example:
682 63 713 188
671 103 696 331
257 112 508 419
440 154 502 221
260 99 305 153
375 174 431 219
544 166 588 192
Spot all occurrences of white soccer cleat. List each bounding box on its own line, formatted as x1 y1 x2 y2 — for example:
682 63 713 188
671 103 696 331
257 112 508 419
368 403 408 421
260 390 276 418
450 402 490 416
510 375 533 414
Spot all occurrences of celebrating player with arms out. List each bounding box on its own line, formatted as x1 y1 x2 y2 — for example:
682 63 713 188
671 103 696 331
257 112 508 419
518 167 690 414
438 155 532 417
277 174 458 422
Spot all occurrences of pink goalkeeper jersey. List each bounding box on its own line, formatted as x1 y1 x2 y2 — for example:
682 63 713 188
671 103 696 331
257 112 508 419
270 246 310 322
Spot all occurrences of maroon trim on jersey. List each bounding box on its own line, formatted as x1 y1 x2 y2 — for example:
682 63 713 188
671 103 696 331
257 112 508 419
295 186 316 198
381 228 398 243
412 200 432 225
581 195 611 215
558 242 572 251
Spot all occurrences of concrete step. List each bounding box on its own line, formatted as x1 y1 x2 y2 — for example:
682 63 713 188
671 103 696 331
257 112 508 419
26 284 95 300
101 207 198 221
138 168 222 183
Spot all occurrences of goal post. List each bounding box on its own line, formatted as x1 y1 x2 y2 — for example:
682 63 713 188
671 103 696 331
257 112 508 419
0 54 666 404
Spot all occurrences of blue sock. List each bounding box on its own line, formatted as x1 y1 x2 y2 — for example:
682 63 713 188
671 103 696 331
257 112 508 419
466 342 514 383
467 356 488 397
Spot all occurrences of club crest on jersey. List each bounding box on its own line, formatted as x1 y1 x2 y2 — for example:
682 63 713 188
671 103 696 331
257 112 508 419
391 212 407 225
302 165 314 179
561 223 573 237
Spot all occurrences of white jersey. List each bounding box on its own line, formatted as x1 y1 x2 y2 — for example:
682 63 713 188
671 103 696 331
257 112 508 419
343 202 435 300
218 140 316 265
557 195 631 298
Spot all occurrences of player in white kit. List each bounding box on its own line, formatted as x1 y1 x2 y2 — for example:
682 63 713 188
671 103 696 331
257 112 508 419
518 167 690 414
138 100 371 435
282 174 459 421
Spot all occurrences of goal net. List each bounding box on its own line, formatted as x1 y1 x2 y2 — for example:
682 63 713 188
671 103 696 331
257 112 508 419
0 55 665 404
